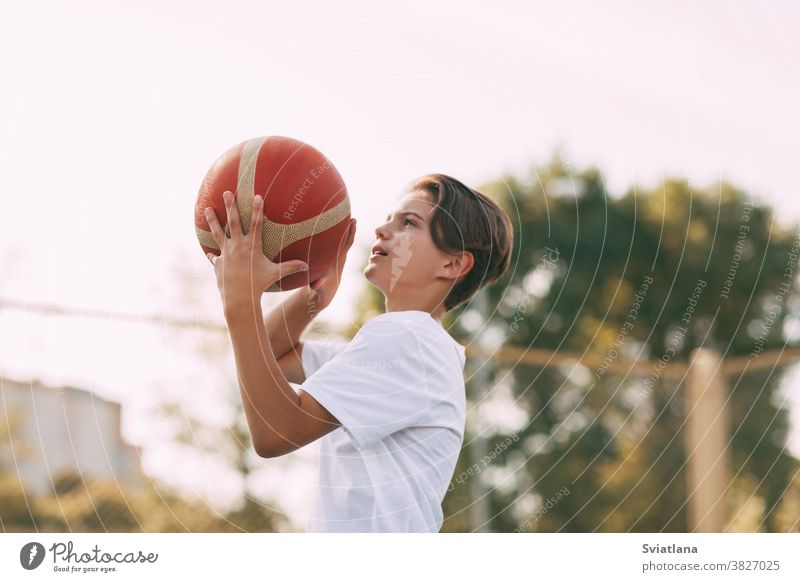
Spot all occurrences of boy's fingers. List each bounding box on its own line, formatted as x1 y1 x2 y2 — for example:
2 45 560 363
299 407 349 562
252 195 264 242
277 260 309 280
223 190 242 241
348 218 356 245
204 207 226 249
341 218 356 252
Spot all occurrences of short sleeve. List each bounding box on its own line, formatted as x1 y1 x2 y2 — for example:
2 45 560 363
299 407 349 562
299 315 430 451
301 339 348 378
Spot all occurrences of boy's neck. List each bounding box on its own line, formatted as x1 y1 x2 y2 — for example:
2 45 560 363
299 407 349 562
384 301 445 324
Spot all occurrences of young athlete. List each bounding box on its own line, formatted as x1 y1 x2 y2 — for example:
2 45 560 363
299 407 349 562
205 173 513 532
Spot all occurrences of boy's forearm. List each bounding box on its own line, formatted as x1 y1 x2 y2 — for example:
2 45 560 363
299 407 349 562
263 287 319 358
225 302 299 454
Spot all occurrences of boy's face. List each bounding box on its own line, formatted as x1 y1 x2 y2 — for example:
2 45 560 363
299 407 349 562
364 191 463 302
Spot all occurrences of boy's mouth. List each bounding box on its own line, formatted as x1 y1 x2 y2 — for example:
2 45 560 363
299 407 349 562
370 244 389 258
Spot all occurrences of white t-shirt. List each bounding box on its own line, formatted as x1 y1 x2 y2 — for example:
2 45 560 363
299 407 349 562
298 310 467 533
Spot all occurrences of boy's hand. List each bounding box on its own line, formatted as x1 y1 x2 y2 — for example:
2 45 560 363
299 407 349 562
205 190 309 314
307 217 357 311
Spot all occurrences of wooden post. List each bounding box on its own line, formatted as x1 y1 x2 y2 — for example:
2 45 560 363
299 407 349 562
684 347 730 532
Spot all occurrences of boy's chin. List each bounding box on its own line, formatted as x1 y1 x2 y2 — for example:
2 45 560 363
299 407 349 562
363 266 388 290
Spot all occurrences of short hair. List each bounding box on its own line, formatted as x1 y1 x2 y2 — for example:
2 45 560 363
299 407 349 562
408 173 513 311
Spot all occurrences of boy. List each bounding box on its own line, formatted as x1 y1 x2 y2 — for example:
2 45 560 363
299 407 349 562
205 173 513 532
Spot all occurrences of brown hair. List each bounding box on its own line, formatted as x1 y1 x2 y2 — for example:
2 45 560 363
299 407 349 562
409 173 514 311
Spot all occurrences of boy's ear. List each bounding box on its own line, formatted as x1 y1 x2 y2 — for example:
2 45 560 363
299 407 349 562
441 251 474 282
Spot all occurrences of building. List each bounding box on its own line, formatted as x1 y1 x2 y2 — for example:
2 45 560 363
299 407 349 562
1 376 143 496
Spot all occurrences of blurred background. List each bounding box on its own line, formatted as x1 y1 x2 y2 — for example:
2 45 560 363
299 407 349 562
1 0 799 532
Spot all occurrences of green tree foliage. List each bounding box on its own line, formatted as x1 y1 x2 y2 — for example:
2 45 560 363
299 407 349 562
444 155 800 532
1 467 288 532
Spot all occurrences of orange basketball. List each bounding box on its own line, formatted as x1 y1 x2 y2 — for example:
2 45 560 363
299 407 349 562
194 136 351 291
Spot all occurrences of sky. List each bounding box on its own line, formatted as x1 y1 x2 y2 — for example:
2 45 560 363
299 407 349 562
1 0 799 526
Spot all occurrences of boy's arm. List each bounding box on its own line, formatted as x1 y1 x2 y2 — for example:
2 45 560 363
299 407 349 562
275 346 306 384
206 192 357 458
264 285 318 362
245 218 356 454
226 303 341 458
264 217 357 376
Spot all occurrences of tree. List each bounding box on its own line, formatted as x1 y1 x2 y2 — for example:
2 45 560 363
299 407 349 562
446 155 800 532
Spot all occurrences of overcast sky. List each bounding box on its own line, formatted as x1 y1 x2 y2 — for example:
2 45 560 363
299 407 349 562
1 0 799 525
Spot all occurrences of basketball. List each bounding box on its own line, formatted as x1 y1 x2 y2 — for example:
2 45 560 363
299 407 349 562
194 135 351 291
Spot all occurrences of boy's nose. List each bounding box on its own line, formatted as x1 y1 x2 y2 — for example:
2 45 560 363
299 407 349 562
374 223 390 240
